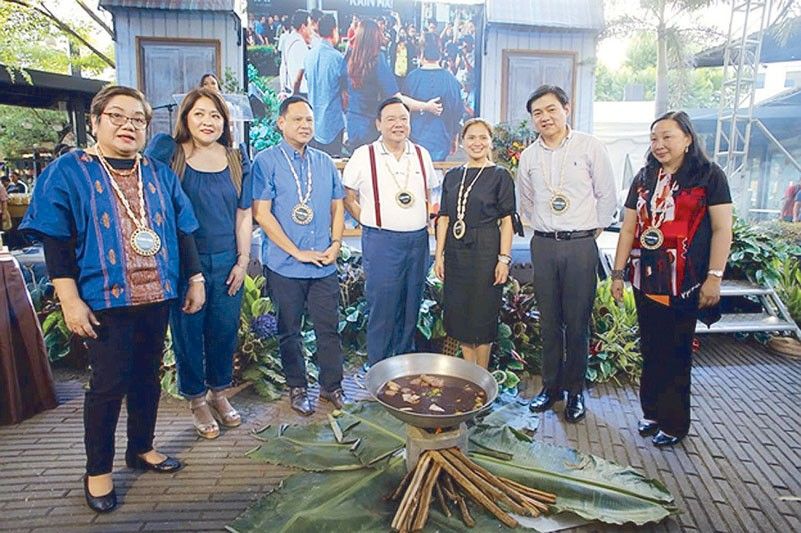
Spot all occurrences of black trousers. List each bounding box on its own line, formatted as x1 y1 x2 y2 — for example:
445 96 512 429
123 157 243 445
266 269 343 392
530 235 598 395
635 291 696 438
83 302 169 475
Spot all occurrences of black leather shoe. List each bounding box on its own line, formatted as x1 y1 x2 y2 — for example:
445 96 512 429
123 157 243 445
289 387 314 416
652 431 683 447
528 388 563 412
638 420 659 437
83 475 117 513
320 388 348 410
564 392 586 423
125 450 183 473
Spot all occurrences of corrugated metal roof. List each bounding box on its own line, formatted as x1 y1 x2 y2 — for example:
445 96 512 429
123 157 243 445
486 0 604 32
99 0 234 11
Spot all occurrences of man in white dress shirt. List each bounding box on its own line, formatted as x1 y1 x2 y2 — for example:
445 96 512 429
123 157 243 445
343 97 438 370
279 9 311 99
517 85 617 423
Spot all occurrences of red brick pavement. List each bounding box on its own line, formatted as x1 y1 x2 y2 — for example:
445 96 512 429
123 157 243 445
1 336 800 532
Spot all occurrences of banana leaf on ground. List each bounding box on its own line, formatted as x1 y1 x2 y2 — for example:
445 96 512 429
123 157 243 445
231 401 676 532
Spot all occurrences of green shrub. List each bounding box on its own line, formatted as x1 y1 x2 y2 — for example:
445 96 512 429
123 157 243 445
247 45 280 76
589 279 641 384
728 216 794 285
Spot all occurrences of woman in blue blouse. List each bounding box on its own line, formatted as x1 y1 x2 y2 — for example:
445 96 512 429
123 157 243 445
147 88 252 440
21 85 203 513
344 18 443 150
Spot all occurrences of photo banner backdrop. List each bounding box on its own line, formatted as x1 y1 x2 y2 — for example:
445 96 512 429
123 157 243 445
244 0 482 161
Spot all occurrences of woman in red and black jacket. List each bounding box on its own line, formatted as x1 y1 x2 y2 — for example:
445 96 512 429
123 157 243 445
610 111 733 447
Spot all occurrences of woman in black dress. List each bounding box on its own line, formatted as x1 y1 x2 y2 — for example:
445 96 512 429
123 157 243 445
434 118 520 368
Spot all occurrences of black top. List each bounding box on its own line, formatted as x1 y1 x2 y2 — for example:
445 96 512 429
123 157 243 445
624 162 731 210
623 161 731 312
40 156 201 280
439 165 516 227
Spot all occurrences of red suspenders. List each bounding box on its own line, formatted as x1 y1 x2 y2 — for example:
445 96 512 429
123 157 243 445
414 144 431 214
367 143 430 229
367 144 382 228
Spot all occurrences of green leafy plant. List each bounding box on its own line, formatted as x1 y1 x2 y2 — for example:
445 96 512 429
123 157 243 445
588 279 641 384
41 308 71 363
236 275 287 401
774 255 801 326
727 216 793 286
23 270 72 363
221 66 244 94
247 64 282 152
247 44 280 76
417 269 447 343
491 121 536 173
337 243 368 356
159 329 181 399
492 278 542 391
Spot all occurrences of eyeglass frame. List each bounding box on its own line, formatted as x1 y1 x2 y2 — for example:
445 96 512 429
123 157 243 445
101 112 149 131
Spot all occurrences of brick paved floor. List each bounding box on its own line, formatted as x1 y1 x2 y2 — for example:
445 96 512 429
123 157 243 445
1 336 800 532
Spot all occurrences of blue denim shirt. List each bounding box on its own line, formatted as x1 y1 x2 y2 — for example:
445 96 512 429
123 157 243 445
304 40 346 145
252 140 344 279
20 150 199 311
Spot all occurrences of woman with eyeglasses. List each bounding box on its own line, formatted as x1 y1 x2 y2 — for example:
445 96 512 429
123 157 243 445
146 87 252 440
20 85 203 513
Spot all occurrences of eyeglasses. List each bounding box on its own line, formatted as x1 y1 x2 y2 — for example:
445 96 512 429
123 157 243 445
102 112 148 131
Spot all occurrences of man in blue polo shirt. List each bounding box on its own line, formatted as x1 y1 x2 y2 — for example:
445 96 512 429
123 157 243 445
252 95 347 416
304 14 346 156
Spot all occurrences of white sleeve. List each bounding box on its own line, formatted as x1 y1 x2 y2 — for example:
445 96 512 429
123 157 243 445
342 148 365 190
516 148 536 228
590 138 618 228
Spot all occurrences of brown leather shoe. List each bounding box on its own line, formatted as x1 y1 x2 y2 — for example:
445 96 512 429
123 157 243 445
289 387 314 416
320 388 348 410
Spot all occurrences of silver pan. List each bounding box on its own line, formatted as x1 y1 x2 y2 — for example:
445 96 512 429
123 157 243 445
364 353 499 429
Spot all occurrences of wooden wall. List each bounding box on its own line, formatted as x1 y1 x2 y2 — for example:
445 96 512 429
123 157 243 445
480 25 598 134
110 8 243 91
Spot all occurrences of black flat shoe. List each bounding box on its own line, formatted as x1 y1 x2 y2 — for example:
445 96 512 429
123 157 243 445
637 420 659 437
564 392 586 423
652 431 683 447
83 475 117 513
289 387 314 416
528 387 563 412
125 450 183 473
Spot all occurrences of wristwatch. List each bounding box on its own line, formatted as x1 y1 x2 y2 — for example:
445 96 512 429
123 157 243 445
707 269 724 279
497 254 512 265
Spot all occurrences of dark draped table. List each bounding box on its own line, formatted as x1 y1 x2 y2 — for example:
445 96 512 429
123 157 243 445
0 254 58 425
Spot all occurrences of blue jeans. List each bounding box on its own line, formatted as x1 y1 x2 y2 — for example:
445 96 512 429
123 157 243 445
171 250 242 399
362 227 429 366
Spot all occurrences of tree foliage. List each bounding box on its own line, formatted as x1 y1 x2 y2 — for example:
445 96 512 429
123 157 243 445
0 104 68 158
0 2 113 77
595 30 723 109
603 0 721 115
